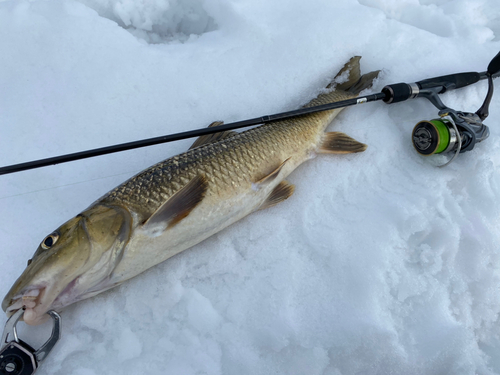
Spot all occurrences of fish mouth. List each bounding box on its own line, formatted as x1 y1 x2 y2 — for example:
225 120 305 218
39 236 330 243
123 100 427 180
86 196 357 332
5 285 50 325
4 275 108 325
4 280 80 325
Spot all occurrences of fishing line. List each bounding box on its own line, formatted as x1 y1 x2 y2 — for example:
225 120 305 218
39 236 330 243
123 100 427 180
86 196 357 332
0 169 142 200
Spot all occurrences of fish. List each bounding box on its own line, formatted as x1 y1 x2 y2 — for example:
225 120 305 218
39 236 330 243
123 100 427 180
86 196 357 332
2 57 379 325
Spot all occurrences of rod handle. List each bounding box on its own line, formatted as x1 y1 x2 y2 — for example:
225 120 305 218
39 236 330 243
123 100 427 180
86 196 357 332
416 72 480 92
382 83 412 103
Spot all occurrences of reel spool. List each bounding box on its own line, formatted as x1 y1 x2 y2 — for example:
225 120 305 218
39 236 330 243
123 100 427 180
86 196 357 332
411 115 463 167
412 113 468 166
412 118 459 156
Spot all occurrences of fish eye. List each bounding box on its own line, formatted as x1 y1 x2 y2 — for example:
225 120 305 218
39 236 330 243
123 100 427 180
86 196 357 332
27 259 32 266
41 232 59 250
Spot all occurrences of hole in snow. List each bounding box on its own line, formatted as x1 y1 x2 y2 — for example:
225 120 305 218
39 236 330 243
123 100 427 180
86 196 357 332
77 0 218 44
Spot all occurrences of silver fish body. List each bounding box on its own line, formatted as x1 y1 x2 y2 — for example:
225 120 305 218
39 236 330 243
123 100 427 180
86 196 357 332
2 57 379 325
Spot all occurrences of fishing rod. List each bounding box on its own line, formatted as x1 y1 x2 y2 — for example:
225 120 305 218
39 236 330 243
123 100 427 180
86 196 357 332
1 52 499 175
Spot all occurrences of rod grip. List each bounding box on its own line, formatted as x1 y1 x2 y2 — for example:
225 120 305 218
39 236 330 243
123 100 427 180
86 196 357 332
417 72 480 92
382 83 411 103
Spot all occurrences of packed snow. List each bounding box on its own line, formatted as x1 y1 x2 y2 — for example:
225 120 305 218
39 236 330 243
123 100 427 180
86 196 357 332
1 0 500 374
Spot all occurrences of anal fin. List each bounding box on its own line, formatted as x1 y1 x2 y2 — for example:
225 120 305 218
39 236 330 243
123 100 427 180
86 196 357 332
189 121 239 150
259 181 295 210
319 132 367 154
142 174 208 236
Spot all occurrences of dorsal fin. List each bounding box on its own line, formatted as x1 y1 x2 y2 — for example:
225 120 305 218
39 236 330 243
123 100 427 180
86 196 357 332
189 121 239 150
142 174 208 236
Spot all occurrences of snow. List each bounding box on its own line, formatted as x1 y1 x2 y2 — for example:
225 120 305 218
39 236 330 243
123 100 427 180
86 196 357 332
1 0 500 373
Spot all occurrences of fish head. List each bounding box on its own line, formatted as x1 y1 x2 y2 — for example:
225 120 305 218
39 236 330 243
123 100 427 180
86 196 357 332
2 205 131 325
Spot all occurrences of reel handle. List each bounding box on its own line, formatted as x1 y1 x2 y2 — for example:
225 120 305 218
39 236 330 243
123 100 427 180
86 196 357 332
476 51 500 120
487 50 500 76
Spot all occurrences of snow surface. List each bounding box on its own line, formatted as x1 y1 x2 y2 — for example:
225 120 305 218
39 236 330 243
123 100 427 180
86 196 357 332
1 0 500 374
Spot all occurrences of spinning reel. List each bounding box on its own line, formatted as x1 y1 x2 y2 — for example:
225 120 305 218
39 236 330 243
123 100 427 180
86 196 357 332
383 51 500 166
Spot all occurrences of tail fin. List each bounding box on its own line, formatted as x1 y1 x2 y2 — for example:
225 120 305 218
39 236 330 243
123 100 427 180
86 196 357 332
329 56 380 95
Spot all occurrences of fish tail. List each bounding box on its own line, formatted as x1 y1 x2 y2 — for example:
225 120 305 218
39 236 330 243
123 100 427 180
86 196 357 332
331 56 380 95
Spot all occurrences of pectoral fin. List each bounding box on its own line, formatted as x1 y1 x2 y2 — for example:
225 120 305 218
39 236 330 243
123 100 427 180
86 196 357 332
142 174 208 235
189 121 239 150
259 181 295 210
319 132 367 154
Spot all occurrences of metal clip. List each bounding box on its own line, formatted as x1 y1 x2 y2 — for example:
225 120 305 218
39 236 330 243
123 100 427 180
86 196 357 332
0 308 61 375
